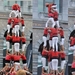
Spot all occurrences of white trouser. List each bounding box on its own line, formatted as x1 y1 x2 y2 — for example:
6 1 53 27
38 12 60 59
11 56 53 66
6 41 10 50
48 61 52 73
49 40 52 47
61 60 66 70
52 59 58 70
55 20 60 28
22 44 26 51
14 43 20 52
60 38 65 45
69 46 75 50
52 37 58 51
21 26 25 32
9 10 17 17
23 63 27 69
15 25 20 36
46 17 55 27
15 62 20 71
41 57 46 68
7 25 11 33
16 10 22 17
42 36 47 47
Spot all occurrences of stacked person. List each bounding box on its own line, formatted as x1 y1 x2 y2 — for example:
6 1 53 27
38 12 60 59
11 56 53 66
41 3 66 75
45 3 60 28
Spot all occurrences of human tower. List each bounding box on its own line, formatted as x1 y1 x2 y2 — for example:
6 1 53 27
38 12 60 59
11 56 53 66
41 3 66 75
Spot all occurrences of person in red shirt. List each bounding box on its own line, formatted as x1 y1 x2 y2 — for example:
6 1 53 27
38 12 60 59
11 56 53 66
20 17 25 35
59 50 66 75
20 54 28 71
13 53 21 71
51 49 60 75
42 27 49 48
52 9 59 28
11 33 21 54
21 34 26 55
12 16 20 36
49 25 59 51
9 3 21 18
45 3 56 27
41 47 48 74
59 27 65 51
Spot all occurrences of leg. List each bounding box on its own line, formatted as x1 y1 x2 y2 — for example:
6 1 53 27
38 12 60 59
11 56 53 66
55 20 60 28
55 37 58 51
42 36 47 47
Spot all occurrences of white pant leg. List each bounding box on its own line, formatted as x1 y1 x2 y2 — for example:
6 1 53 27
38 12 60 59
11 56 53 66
41 57 46 68
55 37 58 51
14 43 20 52
9 10 16 17
60 38 65 45
52 37 56 51
42 36 47 47
15 62 20 71
6 41 10 50
48 62 50 73
52 59 58 70
55 20 60 28
21 26 25 32
73 50 75 56
22 44 26 52
16 10 22 17
49 40 52 47
61 60 66 70
15 25 20 36
45 18 55 27
7 25 11 33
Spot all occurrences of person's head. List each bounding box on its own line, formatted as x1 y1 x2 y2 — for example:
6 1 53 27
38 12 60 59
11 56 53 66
16 69 26 75
60 27 63 30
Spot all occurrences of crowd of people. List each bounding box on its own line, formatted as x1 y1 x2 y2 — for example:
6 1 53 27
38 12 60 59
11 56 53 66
40 3 66 75
0 3 32 75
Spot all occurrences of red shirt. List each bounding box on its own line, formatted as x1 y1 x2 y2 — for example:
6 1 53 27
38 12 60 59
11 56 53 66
59 52 66 59
71 62 75 68
6 35 11 41
13 55 21 61
53 11 58 21
5 55 12 61
48 50 53 61
59 29 64 38
20 19 24 26
43 28 48 36
8 18 12 25
42 49 48 56
51 51 60 59
50 28 58 37
21 37 26 43
21 54 26 60
12 17 20 26
12 36 21 43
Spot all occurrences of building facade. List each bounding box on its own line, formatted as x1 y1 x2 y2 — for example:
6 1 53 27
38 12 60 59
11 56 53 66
0 0 32 14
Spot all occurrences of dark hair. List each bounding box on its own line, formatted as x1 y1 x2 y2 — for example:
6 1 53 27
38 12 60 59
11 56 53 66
60 27 63 29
